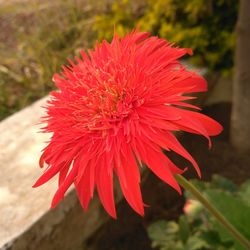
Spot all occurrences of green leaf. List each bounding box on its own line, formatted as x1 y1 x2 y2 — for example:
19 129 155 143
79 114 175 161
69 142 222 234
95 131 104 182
147 176 250 250
204 189 250 249
210 175 238 193
200 231 234 249
239 180 250 206
186 235 210 250
147 220 180 249
179 215 190 244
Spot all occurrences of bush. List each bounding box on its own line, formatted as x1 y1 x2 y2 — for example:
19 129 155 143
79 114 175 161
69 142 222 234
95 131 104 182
147 175 250 250
94 0 238 75
0 0 97 120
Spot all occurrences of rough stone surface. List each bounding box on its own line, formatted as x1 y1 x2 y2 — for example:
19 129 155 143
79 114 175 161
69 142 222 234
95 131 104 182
0 97 123 250
0 97 51 248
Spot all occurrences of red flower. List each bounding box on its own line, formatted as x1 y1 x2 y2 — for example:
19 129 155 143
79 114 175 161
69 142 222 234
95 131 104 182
33 29 222 218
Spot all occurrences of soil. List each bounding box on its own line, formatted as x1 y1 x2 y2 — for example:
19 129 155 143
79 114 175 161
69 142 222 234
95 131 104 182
85 102 250 250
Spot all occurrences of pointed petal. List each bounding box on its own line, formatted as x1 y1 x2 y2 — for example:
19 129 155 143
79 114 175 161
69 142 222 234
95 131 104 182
74 162 95 211
116 145 144 216
164 132 201 177
163 154 187 174
184 110 223 136
51 159 79 208
170 108 212 146
58 165 70 187
139 142 181 194
33 162 67 188
96 154 116 218
172 108 223 136
175 75 207 93
138 127 188 175
171 101 201 110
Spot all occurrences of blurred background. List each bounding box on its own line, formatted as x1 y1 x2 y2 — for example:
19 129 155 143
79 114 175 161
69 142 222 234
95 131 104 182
1 0 250 250
0 0 238 121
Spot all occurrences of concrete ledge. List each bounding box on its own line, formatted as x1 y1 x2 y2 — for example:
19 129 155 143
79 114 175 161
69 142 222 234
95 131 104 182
0 97 123 250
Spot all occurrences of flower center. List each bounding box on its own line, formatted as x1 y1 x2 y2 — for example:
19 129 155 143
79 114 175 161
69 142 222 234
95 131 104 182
77 83 139 133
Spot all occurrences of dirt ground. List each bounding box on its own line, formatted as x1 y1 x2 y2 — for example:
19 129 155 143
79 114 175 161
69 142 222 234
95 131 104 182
84 102 250 250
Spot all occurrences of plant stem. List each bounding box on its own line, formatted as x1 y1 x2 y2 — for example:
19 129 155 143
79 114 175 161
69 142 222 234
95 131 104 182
175 174 250 249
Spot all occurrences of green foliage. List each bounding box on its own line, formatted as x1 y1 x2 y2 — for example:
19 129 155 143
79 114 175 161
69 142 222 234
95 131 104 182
147 175 250 250
94 0 145 41
0 0 238 120
0 0 98 120
239 180 250 206
94 0 238 74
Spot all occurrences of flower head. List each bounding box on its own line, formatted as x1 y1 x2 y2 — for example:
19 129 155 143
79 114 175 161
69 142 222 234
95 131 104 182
33 29 222 218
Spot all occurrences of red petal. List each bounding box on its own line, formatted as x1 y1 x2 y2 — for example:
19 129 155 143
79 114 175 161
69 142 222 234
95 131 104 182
164 132 201 177
140 143 181 194
183 110 223 136
51 159 79 208
58 165 70 187
33 161 68 188
96 155 116 218
171 101 201 110
171 108 223 143
139 127 191 175
175 75 207 93
74 162 95 211
116 145 144 216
